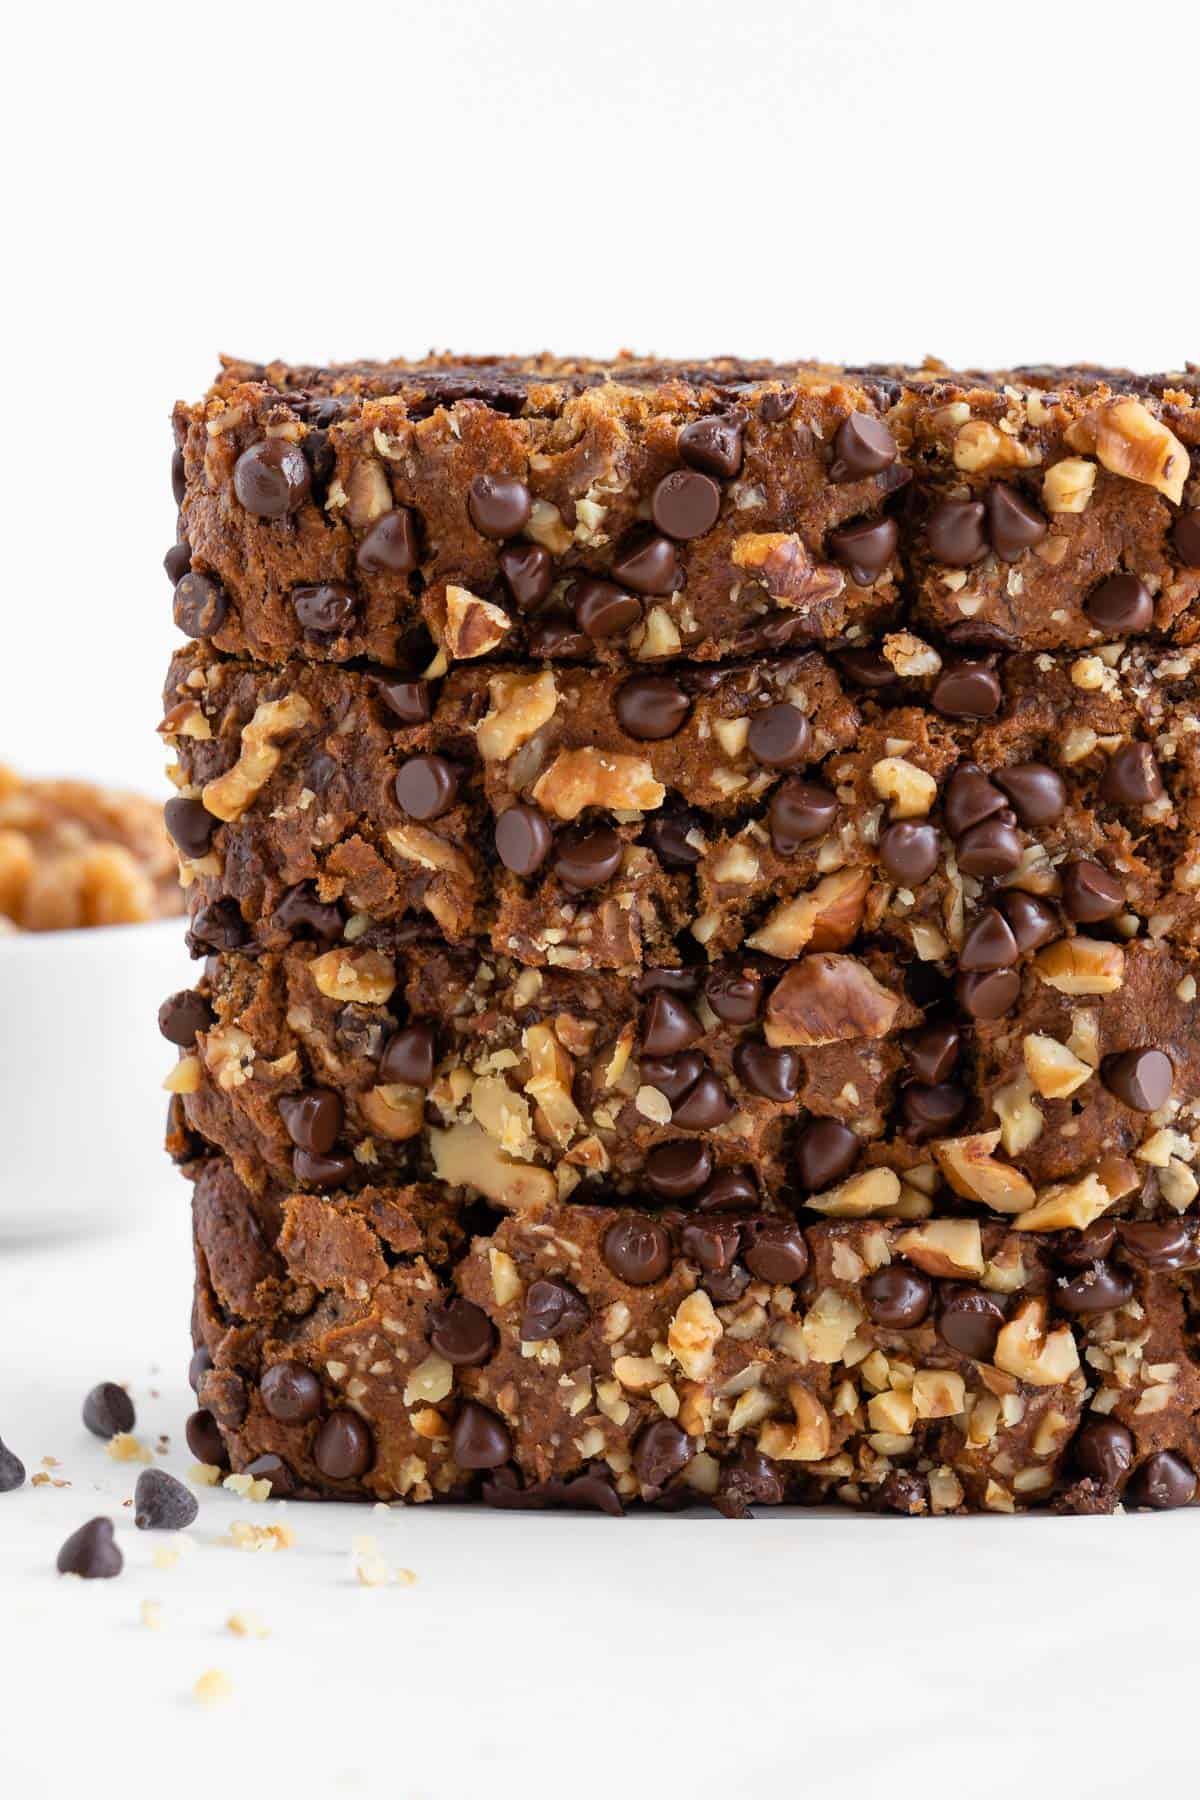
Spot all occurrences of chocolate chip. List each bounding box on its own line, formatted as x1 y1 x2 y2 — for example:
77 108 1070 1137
1173 508 1200 566
1056 1262 1135 1316
944 764 1006 838
1074 1419 1134 1485
642 1052 705 1105
671 1070 735 1130
938 1285 1005 1359
82 1382 135 1440
716 1443 785 1515
134 1469 198 1531
601 1215 673 1285
261 1362 323 1424
643 991 702 1055
394 754 461 820
906 1022 960 1086
313 1410 373 1480
955 818 1023 877
1102 1046 1174 1115
863 1266 932 1328
188 1347 211 1391
614 674 691 740
452 1401 512 1470
959 906 1019 970
428 1299 497 1366
747 702 812 768
705 1266 750 1306
828 517 899 585
56 1517 122 1580
927 498 987 565
163 796 216 861
680 1218 741 1272
644 1140 712 1199
293 1148 357 1187
734 1040 801 1102
553 824 623 891
634 1418 692 1489
1054 1220 1117 1271
164 539 192 584
467 474 531 539
1120 1219 1198 1270
705 966 763 1025
233 439 312 517
494 803 552 876
611 533 681 595
932 662 1002 720
526 613 592 659
357 509 418 574
292 582 356 635
740 1218 809 1283
244 1454 296 1497
837 648 897 689
634 967 701 997
278 1089 343 1155
522 1277 588 1342
499 543 554 608
900 1081 968 1139
173 570 228 639
768 779 838 854
679 414 745 479
879 821 939 884
185 1408 228 1468
794 1118 858 1191
1100 742 1164 805
695 1168 759 1212
158 989 213 1048
986 483 1047 560
380 1022 436 1088
1126 1450 1197 1510
642 809 703 869
573 577 642 639
171 447 187 504
830 412 898 482
272 883 343 941
760 388 795 423
0 1435 26 1492
957 968 1021 1020
999 891 1061 952
376 676 432 725
993 762 1066 826
189 898 249 954
652 469 721 540
1085 572 1154 635
1061 859 1125 923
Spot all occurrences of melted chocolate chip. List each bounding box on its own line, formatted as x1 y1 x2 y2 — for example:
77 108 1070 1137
828 517 899 584
614 675 691 740
927 498 987 565
957 968 1021 1020
642 991 703 1055
644 1140 712 1199
959 906 1019 970
1100 743 1164 806
680 1218 741 1272
611 533 681 596
158 989 214 1048
1056 1262 1135 1315
522 1278 588 1342
944 764 1007 838
1074 1419 1135 1485
863 1265 932 1328
573 577 642 639
740 1218 809 1283
376 676 432 725
768 779 838 854
499 542 554 608
937 1285 1005 1360
233 439 311 518
900 1081 968 1139
1173 509 1200 566
272 883 343 942
906 1022 960 1085
313 1410 373 1480
986 483 1047 559
292 582 357 635
428 1298 497 1366
794 1119 858 1191
678 414 745 479
634 1418 692 1489
932 662 1002 720
747 702 812 768
278 1089 343 1154
467 474 531 538
734 1040 801 1102
999 892 1061 952
1061 859 1125 922
379 1023 436 1088
1085 572 1154 635
261 1362 323 1423
955 818 1023 877
829 412 898 482
173 571 228 639
879 821 939 884
705 967 763 1025
357 509 418 574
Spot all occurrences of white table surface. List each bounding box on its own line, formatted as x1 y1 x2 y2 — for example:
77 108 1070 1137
2 1191 1195 1798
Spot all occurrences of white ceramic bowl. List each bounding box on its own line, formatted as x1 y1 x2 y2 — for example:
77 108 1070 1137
0 917 192 1240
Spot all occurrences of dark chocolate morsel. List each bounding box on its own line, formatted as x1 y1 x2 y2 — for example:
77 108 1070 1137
932 662 1002 720
633 1419 692 1489
955 819 1023 877
1084 572 1153 635
957 968 1021 1020
705 966 763 1025
379 1023 437 1088
1102 1048 1173 1112
163 797 216 859
233 439 311 518
958 907 1019 971
158 989 214 1047
794 1119 858 1191
734 1040 801 1102
428 1298 497 1366
499 542 554 608
56 1517 123 1580
740 1218 809 1283
1074 1419 1134 1485
1172 509 1200 567
671 1071 735 1130
1056 1262 1135 1316
747 702 812 768
927 499 987 565
652 469 721 540
467 474 532 538
830 412 898 482
614 675 691 740
0 1435 26 1492
292 1148 357 1187
553 824 623 891
680 1218 741 1272
1125 1451 1197 1511
863 1265 933 1328
906 1022 960 1086
999 892 1061 952
879 821 939 884
134 1469 199 1531
611 533 681 596
943 764 1006 838
642 991 703 1055
829 516 898 585
521 1278 589 1342
272 883 343 942
1118 1220 1198 1270
452 1402 512 1470
573 577 642 639
1061 860 1125 923
993 762 1066 827
357 509 418 574
768 779 838 854
313 1410 373 1480
937 1286 1005 1360
173 571 228 639
376 677 432 725
394 754 461 821
185 1408 228 1468
278 1089 343 1155
986 483 1047 560
82 1383 135 1440
260 1362 323 1424
495 804 552 875
601 1215 673 1285
679 414 745 479
900 1081 968 1140
1100 743 1164 806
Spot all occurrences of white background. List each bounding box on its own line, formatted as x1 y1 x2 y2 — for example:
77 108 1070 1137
2 2 1198 1794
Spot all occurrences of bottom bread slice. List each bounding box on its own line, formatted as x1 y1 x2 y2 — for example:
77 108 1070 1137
186 1156 1199 1515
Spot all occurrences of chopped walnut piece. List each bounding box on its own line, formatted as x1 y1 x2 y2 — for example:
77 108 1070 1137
731 533 846 608
429 1121 555 1211
806 1167 900 1218
757 1382 832 1462
202 693 313 823
1023 1033 1093 1099
912 1370 966 1419
1065 397 1187 505
895 1219 985 1279
747 868 870 958
531 750 664 820
1012 1170 1115 1233
764 953 899 1047
1042 457 1097 514
801 1288 864 1362
308 947 396 1005
343 458 391 526
994 1299 1080 1386
385 824 473 881
523 1023 581 1147
953 419 1042 474
444 586 512 659
883 632 942 678
870 757 937 819
933 1131 1037 1214
476 670 558 762
1034 938 1125 995
359 1084 425 1141
668 1290 723 1380
992 1071 1044 1155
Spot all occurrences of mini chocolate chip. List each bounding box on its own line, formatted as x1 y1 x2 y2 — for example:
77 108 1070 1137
272 883 343 942
956 818 1023 878
863 1266 933 1328
828 516 899 585
173 571 228 639
278 1089 343 1155
292 582 356 635
526 613 591 659
185 1408 228 1468
57 1517 123 1580
642 1052 705 1105
943 764 1007 838
171 447 186 504
261 1361 323 1424
522 1277 589 1342
452 1401 512 1470
927 498 987 565
671 1070 735 1130
82 1383 135 1440
680 1218 741 1272
601 1215 673 1284
244 1454 296 1497
233 439 312 518
1100 742 1164 805
0 1435 26 1492
310 1412 372 1483
906 1022 960 1086
376 676 432 725
837 648 898 689
1119 1220 1198 1270
679 414 745 479
189 898 249 954
614 674 691 740
1056 1261 1135 1316
467 474 531 538
163 796 216 860
959 906 1019 970
932 662 1002 720
158 989 213 1047
495 803 553 875
740 1218 809 1283
830 412 898 482
957 968 1021 1020
634 1418 692 1489
380 1022 436 1088
644 1140 712 1199
1000 892 1061 952
986 483 1047 560
498 542 554 609
1173 508 1200 566
134 1469 198 1531
1074 1419 1134 1485
705 966 763 1025
292 1148 357 1187
734 1040 802 1102
1061 859 1125 923
1054 1220 1117 1270
993 762 1066 826
717 1443 785 1514
1102 1047 1174 1113
1125 1450 1197 1510
938 1285 1005 1359
652 468 721 540
747 702 812 768
553 824 623 891
357 509 418 574
1085 572 1154 635
394 754 460 820
879 820 940 885
611 533 681 595
164 539 192 584
900 1081 968 1140
642 809 703 869
768 779 838 854
428 1298 497 1366
573 576 642 639
696 1168 760 1212
794 1118 858 1191
643 991 703 1055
